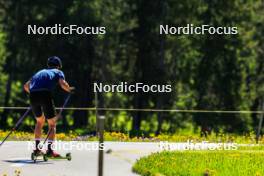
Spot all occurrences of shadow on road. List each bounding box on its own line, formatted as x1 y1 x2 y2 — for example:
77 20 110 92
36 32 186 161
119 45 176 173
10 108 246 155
3 159 52 165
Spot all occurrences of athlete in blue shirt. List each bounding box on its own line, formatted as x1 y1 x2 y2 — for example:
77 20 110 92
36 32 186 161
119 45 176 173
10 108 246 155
24 56 74 157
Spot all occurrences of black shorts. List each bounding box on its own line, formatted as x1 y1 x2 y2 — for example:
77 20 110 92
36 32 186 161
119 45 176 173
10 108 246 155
29 91 56 119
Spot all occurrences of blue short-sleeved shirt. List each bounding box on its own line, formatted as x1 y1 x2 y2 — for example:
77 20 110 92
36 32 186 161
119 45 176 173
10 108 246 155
29 68 65 92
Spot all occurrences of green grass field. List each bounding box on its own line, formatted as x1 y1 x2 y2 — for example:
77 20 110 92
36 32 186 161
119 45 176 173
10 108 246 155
133 148 264 176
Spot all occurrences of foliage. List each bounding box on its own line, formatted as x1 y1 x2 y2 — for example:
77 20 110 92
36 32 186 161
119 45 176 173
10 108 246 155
0 169 21 176
1 130 264 144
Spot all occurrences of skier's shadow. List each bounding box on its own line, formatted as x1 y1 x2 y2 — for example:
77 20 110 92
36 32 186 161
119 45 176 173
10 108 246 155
3 159 52 165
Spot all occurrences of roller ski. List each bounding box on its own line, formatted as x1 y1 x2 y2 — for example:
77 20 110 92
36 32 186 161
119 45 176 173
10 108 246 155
44 150 72 161
31 150 71 162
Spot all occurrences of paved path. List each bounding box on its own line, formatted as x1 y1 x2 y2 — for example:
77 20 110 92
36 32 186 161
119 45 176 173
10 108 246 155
0 141 162 176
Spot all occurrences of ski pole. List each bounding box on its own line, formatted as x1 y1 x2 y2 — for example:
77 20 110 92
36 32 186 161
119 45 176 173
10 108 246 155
42 93 72 146
0 107 31 147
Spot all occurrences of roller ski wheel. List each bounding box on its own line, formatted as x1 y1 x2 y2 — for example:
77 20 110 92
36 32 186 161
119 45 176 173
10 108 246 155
43 154 48 162
66 153 72 161
31 152 37 163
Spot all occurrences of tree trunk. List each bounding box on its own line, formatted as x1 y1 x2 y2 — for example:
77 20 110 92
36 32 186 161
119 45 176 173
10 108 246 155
73 38 94 128
132 93 143 131
0 72 13 128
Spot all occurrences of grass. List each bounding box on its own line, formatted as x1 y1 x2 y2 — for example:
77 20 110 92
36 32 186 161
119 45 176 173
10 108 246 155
133 149 264 176
0 130 263 143
0 130 77 141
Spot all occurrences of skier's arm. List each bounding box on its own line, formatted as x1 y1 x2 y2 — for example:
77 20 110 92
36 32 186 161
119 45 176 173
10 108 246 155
24 80 30 93
59 79 74 93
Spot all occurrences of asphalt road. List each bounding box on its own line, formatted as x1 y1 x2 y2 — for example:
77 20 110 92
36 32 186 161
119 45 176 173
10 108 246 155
0 141 162 176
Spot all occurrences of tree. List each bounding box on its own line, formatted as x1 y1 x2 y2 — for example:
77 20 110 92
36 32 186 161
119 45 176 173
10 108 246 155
194 0 261 133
